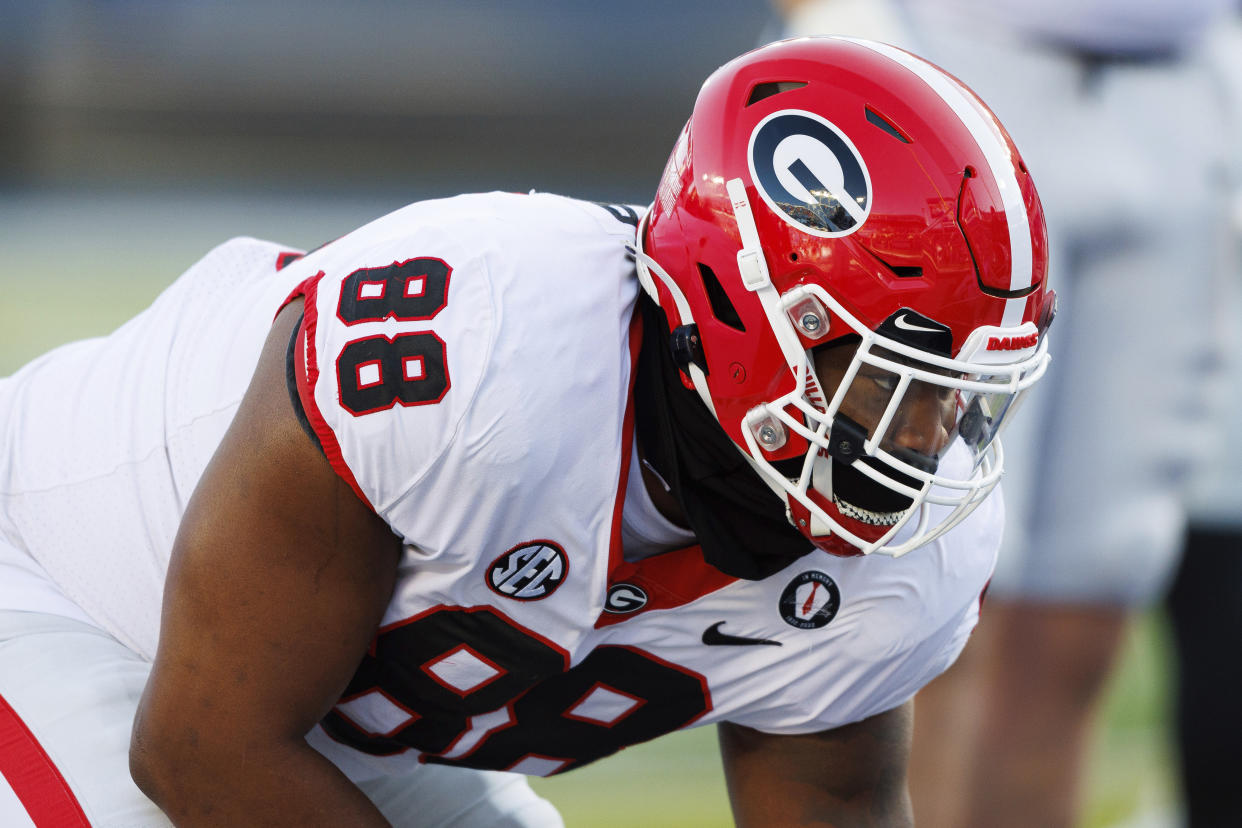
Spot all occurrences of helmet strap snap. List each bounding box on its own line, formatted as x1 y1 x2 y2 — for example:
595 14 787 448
826 414 869 462
669 324 708 376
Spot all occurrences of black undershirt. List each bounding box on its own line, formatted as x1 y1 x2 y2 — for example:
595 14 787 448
285 311 327 459
632 295 813 580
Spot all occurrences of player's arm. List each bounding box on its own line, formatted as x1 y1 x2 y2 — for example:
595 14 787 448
718 702 914 827
129 298 401 826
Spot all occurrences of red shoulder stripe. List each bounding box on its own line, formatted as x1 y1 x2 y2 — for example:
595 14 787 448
598 307 738 628
286 272 374 510
606 308 646 573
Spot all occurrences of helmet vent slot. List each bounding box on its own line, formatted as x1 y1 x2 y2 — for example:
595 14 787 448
746 81 808 106
872 253 923 279
697 263 747 331
865 106 912 144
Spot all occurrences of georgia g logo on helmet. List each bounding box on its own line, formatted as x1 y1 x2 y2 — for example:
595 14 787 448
748 109 872 237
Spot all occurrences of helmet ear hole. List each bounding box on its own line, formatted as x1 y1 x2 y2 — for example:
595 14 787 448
697 263 746 332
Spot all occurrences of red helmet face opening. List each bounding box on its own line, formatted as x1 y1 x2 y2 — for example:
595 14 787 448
635 36 1055 557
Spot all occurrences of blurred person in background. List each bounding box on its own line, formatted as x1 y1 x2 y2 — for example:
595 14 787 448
774 1 1237 827
0 38 1056 827
1168 10 1242 827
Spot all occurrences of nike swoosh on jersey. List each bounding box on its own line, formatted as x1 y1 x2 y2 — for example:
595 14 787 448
701 621 783 647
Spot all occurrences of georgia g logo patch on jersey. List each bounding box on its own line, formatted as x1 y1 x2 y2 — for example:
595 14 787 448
603 583 649 614
487 540 568 601
748 109 871 237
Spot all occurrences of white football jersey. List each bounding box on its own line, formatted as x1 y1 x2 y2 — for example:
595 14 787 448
285 192 1000 778
0 234 308 657
0 191 999 781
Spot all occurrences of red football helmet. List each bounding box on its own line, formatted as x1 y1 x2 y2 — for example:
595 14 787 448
635 37 1055 556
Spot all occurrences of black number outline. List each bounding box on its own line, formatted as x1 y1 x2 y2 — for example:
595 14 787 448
335 332 450 415
337 257 452 325
322 606 712 772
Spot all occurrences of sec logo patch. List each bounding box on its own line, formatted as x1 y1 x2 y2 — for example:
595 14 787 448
487 540 568 601
748 109 871 238
779 571 841 629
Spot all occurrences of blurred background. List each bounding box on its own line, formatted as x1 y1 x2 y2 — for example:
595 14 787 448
0 0 773 369
0 2 1196 826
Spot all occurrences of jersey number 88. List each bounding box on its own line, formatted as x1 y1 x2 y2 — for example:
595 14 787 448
335 258 452 415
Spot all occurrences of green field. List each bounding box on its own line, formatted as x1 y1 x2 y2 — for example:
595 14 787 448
0 193 1180 828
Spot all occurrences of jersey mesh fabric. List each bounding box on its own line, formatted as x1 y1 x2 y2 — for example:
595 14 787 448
0 237 305 656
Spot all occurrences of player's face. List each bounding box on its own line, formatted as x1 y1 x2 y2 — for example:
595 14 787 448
812 341 956 463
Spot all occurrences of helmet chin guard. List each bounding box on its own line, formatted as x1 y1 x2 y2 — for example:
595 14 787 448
637 36 1056 557
638 218 1049 556
737 282 1048 557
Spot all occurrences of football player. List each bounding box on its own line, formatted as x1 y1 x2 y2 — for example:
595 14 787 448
0 38 1052 826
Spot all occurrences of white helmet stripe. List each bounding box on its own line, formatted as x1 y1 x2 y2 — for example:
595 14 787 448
841 38 1034 328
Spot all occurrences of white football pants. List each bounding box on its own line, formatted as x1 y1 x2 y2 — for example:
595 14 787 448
0 609 563 828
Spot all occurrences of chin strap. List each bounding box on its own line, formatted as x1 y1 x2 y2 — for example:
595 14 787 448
629 212 718 418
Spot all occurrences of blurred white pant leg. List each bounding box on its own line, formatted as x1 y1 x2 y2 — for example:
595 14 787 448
356 766 564 828
0 609 172 828
0 605 563 828
0 785 36 828
1187 16 1242 530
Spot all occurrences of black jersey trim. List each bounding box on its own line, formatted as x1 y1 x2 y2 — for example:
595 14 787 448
285 311 327 459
